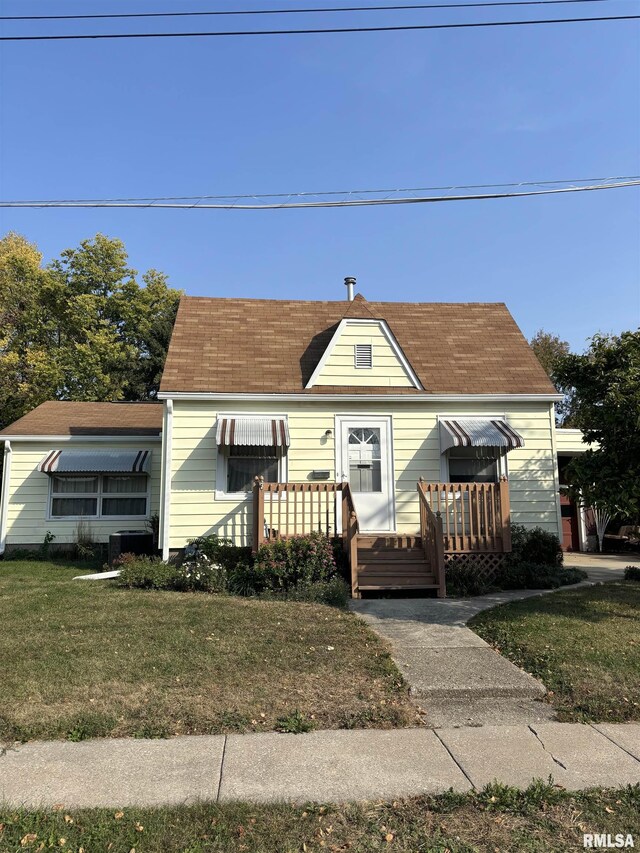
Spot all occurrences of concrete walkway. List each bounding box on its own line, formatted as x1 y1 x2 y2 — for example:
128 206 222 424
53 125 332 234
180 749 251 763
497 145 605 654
1 723 639 807
351 555 637 726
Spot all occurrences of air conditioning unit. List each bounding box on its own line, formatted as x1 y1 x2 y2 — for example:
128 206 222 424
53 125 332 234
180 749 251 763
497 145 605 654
108 530 154 566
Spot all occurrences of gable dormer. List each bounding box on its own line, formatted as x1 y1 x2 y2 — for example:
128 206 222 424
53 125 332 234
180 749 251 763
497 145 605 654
306 299 422 389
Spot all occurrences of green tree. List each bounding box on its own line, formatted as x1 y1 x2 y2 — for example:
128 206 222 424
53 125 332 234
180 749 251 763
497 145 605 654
529 329 574 425
0 232 181 430
554 331 640 520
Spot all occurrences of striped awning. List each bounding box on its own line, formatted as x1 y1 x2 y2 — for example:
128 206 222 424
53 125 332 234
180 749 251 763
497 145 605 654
439 418 524 453
216 417 290 448
39 449 152 474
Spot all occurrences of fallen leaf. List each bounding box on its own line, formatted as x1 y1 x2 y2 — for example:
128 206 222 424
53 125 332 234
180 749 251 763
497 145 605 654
114 812 124 820
64 815 74 825
20 835 37 848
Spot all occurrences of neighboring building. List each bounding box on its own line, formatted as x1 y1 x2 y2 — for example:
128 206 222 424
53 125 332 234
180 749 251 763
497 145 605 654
1 284 586 595
556 427 593 552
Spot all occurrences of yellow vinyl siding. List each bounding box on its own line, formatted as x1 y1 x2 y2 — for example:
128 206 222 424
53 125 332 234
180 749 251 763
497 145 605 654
168 400 560 548
555 428 591 454
6 440 161 546
314 323 415 387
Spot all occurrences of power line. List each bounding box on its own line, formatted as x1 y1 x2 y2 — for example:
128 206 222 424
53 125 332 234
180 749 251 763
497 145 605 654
0 0 612 22
8 175 636 204
1 14 638 40
2 180 638 209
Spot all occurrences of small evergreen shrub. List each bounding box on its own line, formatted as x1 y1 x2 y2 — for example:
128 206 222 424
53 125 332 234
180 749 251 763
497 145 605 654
507 524 563 567
266 577 350 608
624 565 640 581
445 558 493 597
186 534 252 572
493 561 587 590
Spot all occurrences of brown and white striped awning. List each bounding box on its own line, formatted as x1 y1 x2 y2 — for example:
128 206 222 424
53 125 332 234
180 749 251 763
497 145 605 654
439 418 524 453
216 417 290 448
38 449 152 474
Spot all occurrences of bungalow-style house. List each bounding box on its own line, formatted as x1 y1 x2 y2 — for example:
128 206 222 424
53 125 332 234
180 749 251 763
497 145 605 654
0 283 589 596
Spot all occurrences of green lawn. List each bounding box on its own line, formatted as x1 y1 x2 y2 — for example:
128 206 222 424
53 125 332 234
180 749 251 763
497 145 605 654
2 783 639 852
0 561 417 742
470 581 640 722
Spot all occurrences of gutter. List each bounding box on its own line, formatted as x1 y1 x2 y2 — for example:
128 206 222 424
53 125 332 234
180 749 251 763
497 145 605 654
160 400 173 562
0 440 12 555
157 392 564 403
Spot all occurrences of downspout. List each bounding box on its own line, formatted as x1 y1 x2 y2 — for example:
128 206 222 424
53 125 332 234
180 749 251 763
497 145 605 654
161 400 173 562
0 440 12 556
549 403 563 543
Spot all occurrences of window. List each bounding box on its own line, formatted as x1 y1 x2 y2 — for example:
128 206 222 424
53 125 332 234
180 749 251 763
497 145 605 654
50 475 149 518
348 427 382 492
226 445 280 493
447 447 500 483
354 343 372 369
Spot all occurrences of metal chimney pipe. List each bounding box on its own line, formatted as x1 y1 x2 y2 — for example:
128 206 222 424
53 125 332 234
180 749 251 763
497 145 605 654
344 276 356 301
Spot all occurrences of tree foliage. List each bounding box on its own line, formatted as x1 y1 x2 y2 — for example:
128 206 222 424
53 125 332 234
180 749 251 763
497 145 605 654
0 232 181 430
554 331 640 520
529 329 574 425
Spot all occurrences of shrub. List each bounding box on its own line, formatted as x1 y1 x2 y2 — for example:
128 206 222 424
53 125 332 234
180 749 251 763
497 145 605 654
494 561 587 590
227 561 265 597
508 524 563 567
174 554 228 593
445 558 493 597
254 531 338 593
116 554 178 590
186 534 252 572
268 577 350 608
624 565 640 581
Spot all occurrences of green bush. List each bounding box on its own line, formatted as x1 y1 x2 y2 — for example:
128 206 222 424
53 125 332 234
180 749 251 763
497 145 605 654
267 577 350 608
508 525 563 567
254 531 338 593
174 554 228 593
187 534 252 572
445 558 493 597
116 554 178 590
624 565 640 581
494 561 587 590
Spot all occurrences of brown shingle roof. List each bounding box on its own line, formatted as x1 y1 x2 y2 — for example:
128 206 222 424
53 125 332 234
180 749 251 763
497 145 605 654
0 401 163 437
160 296 556 395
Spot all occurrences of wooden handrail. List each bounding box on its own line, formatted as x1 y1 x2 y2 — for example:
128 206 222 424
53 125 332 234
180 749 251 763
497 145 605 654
419 479 511 554
252 478 361 595
418 479 446 597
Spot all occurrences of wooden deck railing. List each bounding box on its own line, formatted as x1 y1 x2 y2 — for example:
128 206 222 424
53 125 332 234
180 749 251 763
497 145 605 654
252 478 360 594
419 478 512 553
417 481 446 597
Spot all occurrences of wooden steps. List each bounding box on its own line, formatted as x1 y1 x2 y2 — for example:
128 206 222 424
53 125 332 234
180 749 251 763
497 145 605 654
356 534 438 592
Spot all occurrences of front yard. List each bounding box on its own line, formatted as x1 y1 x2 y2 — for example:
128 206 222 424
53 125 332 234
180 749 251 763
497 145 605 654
0 561 417 742
470 581 640 722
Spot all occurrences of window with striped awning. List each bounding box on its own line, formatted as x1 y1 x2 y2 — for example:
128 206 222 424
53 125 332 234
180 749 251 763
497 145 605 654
439 418 524 453
215 418 290 448
38 449 152 474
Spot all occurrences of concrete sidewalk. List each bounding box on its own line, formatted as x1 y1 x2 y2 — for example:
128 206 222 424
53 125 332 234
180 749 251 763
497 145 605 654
1 723 639 808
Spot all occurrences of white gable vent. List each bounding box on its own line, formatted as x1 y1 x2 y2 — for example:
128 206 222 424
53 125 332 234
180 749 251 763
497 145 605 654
354 343 373 369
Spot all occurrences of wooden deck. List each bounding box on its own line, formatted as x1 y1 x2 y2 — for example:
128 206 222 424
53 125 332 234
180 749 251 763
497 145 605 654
251 477 513 599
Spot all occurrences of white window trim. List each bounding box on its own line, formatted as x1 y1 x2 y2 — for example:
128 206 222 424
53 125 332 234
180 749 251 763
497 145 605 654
215 413 289 501
47 473 150 521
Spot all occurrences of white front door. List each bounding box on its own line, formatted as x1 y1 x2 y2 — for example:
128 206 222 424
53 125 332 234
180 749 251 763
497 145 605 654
337 417 395 532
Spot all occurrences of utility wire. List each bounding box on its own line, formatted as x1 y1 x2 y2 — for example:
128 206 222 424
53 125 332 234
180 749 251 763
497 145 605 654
2 180 638 209
8 175 636 204
0 0 613 22
1 14 638 40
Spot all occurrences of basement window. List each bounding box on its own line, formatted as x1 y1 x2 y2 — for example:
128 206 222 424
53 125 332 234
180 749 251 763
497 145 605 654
354 343 373 369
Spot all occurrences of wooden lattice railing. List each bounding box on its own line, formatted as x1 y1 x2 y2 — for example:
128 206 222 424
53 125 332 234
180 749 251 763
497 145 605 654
417 480 446 597
419 478 512 553
252 478 360 595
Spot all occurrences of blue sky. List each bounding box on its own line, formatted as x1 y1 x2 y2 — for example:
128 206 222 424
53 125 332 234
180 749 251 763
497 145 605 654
1 0 638 352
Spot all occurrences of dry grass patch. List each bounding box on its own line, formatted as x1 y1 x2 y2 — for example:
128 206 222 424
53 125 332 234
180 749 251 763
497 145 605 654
0 561 418 742
470 581 640 722
1 782 639 852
